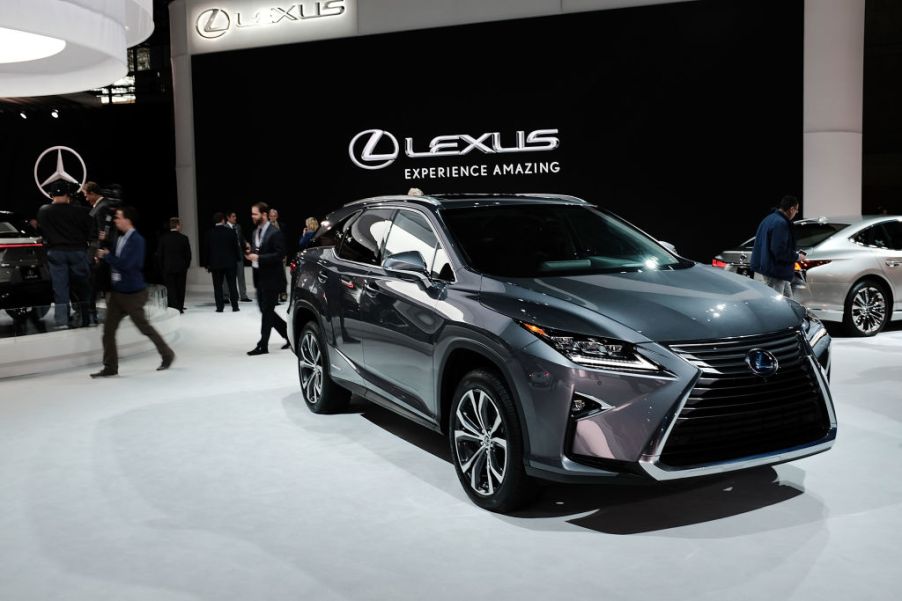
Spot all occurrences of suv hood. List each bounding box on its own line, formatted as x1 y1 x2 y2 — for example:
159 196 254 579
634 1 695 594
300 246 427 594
482 264 803 343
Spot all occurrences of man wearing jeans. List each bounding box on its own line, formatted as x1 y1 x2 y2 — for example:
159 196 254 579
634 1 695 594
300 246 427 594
750 195 806 299
91 207 175 377
36 180 93 328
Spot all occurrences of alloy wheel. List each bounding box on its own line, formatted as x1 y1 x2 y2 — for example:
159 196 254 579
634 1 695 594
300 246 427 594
453 388 508 497
851 286 886 334
298 331 324 405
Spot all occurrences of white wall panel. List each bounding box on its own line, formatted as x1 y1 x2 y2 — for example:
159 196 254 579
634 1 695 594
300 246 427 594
804 132 862 218
803 0 865 217
356 0 561 36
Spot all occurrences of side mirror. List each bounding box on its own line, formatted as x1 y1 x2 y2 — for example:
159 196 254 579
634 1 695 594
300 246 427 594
659 240 678 254
382 250 428 276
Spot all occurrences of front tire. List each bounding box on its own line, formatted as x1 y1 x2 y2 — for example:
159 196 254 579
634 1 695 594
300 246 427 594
449 369 535 513
843 280 889 337
297 321 349 413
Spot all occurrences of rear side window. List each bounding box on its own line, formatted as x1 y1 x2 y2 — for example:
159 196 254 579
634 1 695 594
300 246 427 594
881 221 902 250
337 209 395 265
854 224 892 249
791 223 847 248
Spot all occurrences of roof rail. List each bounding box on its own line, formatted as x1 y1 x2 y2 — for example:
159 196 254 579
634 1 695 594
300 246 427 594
344 195 441 207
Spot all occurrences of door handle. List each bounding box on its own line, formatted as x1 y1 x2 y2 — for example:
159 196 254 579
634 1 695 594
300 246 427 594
886 260 902 268
317 270 329 284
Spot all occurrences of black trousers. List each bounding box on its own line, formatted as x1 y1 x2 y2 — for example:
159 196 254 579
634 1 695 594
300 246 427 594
211 267 238 310
256 288 287 346
164 270 187 312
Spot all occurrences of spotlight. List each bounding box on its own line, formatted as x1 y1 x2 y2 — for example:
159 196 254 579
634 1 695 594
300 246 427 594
51 109 59 118
19 111 26 119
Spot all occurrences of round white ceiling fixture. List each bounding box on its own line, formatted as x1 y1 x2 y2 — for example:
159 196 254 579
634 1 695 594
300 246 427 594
0 0 153 97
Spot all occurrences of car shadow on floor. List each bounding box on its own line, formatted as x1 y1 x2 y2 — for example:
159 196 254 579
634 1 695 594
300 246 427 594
354 400 809 533
515 467 805 534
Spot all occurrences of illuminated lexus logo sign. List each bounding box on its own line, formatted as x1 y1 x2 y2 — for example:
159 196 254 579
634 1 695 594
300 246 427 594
349 128 560 170
196 1 347 39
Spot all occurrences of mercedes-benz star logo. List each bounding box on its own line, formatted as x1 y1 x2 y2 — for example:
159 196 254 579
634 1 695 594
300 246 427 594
196 8 231 39
34 146 87 197
745 348 779 377
349 129 400 170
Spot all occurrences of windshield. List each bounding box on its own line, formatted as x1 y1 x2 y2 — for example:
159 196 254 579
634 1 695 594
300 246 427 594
440 204 688 277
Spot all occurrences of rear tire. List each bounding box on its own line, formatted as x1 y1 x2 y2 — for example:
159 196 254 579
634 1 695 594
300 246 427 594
842 280 890 337
449 369 535 513
297 321 350 413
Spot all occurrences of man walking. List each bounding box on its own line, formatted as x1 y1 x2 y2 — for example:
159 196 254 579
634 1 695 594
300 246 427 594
156 217 192 313
207 212 241 313
246 202 289 355
223 211 252 303
37 180 93 329
91 207 175 377
750 195 806 299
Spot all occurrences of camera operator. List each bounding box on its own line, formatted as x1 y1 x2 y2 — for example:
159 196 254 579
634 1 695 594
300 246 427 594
84 181 121 325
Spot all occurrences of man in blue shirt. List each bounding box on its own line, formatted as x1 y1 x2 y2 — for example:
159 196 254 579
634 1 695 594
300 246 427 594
90 206 175 377
750 195 807 299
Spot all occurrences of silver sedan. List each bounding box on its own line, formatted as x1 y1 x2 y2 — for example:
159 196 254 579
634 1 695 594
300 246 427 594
713 216 902 336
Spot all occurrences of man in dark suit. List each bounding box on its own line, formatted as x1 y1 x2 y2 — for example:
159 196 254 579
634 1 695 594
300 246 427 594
207 212 242 312
223 211 252 303
84 181 120 324
156 217 192 313
246 202 289 355
91 206 175 377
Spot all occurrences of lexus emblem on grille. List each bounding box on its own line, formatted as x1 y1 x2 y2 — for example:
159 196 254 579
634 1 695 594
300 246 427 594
746 348 779 377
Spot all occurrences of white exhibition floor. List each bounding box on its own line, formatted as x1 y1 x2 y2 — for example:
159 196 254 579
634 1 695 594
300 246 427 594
1 293 901 601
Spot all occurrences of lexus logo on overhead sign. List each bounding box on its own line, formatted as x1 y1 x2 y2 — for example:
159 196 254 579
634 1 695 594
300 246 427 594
196 1 347 39
348 128 561 170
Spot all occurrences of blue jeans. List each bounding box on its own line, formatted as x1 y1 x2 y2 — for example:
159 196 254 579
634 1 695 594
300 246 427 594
46 249 92 326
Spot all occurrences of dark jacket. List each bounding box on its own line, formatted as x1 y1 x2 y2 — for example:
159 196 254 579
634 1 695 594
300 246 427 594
750 209 799 281
156 230 192 274
251 223 286 291
103 229 146 293
89 197 119 248
36 203 92 251
298 230 315 251
207 224 241 270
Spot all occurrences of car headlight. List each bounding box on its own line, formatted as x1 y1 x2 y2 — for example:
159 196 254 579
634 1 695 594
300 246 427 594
519 321 660 371
802 309 828 348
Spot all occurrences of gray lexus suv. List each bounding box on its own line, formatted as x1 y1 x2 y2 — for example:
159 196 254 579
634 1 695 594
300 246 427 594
288 194 836 512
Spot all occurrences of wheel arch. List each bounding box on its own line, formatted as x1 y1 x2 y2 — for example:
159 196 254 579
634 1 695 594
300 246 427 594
437 341 530 457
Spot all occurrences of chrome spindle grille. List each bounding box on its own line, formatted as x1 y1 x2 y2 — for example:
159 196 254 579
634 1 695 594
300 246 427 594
661 330 830 468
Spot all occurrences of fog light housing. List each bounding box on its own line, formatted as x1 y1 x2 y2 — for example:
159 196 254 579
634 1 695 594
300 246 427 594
571 393 612 418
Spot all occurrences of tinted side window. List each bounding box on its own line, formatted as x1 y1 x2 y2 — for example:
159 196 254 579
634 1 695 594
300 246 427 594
881 221 902 250
854 224 891 249
320 211 359 248
337 209 395 265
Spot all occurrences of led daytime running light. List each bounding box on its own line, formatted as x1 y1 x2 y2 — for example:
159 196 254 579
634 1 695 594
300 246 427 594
519 321 659 372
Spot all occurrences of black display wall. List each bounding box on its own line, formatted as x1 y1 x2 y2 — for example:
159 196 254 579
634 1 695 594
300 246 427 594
192 0 802 263
0 103 178 281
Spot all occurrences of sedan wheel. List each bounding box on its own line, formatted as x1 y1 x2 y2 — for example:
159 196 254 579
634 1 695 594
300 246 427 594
844 282 889 337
